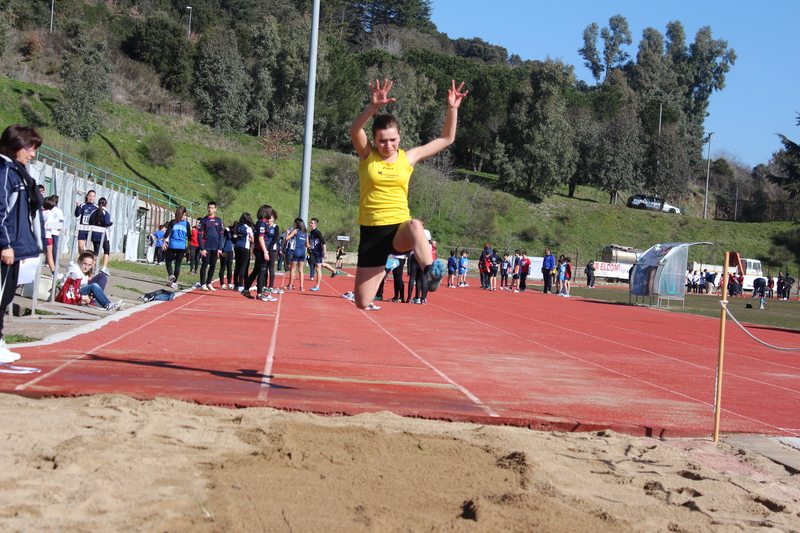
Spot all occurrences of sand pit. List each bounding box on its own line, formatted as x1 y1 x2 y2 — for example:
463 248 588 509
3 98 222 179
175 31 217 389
1 393 799 532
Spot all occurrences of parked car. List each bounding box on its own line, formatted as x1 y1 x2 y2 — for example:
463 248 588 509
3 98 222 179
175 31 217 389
626 194 681 214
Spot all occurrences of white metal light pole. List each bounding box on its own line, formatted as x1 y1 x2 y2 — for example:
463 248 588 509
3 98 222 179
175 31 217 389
186 6 192 41
704 132 714 219
49 0 54 32
298 0 320 224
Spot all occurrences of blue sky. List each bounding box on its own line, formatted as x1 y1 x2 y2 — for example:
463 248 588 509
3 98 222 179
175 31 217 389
429 0 799 169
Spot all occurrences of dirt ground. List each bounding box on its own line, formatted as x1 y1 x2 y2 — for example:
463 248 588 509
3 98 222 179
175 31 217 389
2 265 800 532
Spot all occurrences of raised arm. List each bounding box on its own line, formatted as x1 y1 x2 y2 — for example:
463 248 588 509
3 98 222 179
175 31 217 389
350 79 396 161
406 80 468 166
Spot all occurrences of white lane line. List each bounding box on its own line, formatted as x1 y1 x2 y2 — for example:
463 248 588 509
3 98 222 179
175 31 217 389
257 296 283 401
16 294 205 391
362 312 500 418
270 373 457 388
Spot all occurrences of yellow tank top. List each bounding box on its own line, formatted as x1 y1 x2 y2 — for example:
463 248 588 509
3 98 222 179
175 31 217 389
358 149 413 226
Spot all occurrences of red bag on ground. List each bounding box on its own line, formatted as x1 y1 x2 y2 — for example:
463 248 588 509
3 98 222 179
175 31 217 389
55 277 83 305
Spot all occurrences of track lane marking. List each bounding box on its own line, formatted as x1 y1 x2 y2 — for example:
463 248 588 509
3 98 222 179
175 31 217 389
16 294 206 391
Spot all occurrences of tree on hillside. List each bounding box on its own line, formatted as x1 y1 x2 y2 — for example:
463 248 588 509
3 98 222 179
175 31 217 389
643 124 690 205
665 22 736 161
452 37 508 65
578 15 632 81
192 30 249 133
53 33 113 141
594 104 644 203
577 23 603 83
567 106 600 198
124 15 193 95
499 60 577 198
270 17 329 140
601 14 632 75
772 114 800 198
247 16 279 136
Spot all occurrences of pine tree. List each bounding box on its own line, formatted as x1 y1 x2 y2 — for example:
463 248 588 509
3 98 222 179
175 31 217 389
53 34 114 142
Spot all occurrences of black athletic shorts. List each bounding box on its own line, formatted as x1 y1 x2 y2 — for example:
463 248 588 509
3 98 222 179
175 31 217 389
358 223 406 268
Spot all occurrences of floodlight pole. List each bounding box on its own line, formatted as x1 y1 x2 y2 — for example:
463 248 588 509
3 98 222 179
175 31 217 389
49 0 54 32
703 132 714 219
298 0 320 224
186 6 192 41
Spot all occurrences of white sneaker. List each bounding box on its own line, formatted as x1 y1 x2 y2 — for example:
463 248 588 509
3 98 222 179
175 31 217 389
208 285 216 292
201 285 209 291
0 339 21 363
221 284 228 290
237 286 245 292
260 294 278 302
170 282 178 289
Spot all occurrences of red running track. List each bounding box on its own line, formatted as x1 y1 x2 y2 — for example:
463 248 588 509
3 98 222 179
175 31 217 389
3 273 800 438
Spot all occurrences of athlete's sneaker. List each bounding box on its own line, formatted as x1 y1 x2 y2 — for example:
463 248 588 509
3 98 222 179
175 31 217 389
242 289 254 300
310 287 321 291
170 282 179 289
208 285 216 291
330 270 338 278
221 284 228 290
100 266 110 275
201 284 209 291
426 259 445 293
0 339 21 363
364 302 381 311
272 288 284 294
236 286 245 292
374 295 382 301
342 291 355 302
513 289 519 293
420 298 427 305
260 294 278 302
106 300 123 312
166 275 176 287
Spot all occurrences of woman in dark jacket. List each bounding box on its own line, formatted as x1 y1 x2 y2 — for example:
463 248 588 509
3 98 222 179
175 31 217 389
0 124 45 363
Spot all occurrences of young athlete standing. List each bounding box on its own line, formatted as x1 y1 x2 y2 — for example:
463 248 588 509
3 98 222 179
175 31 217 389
284 217 309 291
349 79 466 310
74 190 97 254
457 250 469 287
242 205 277 301
199 201 224 291
162 206 190 289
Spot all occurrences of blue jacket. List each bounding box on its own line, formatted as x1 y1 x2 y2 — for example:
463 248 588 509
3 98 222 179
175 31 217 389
0 156 44 260
88 207 112 241
199 215 224 251
542 253 556 270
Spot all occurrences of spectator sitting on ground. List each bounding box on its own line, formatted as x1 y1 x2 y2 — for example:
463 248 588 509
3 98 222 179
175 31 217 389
62 251 121 312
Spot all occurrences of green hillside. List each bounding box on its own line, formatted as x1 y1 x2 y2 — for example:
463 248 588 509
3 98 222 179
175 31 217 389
2 76 798 275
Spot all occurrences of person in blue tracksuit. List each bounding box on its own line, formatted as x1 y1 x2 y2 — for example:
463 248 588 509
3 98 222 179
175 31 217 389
218 222 234 289
74 190 97 254
89 197 113 273
162 206 190 289
0 124 45 363
233 212 254 291
198 201 224 291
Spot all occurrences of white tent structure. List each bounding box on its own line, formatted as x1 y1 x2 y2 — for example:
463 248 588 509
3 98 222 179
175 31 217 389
629 242 712 307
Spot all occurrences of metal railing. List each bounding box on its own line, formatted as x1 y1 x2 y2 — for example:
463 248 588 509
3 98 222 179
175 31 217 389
35 146 213 219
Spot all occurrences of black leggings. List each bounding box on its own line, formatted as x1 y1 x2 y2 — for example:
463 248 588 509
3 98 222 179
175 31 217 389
244 250 267 293
0 261 20 337
200 251 219 286
218 251 233 285
393 258 406 300
164 248 184 280
407 256 428 301
267 250 278 289
234 246 250 288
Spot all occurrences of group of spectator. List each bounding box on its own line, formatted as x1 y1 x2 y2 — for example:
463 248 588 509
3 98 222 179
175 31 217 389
153 203 346 303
